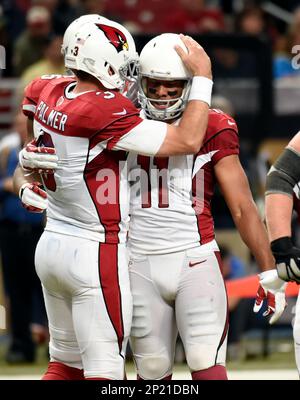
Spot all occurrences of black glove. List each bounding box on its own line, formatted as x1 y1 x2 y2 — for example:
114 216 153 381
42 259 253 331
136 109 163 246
271 237 300 283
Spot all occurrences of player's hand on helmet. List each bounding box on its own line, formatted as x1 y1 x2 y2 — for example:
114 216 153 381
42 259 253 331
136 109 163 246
123 80 139 106
253 269 287 324
19 182 47 213
19 139 58 174
270 237 300 283
175 34 212 80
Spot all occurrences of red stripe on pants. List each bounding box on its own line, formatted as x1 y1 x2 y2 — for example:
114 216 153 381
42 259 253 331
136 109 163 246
214 251 229 361
99 243 124 353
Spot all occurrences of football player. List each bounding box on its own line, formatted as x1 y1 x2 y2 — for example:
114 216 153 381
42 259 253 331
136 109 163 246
13 19 213 379
126 33 287 380
265 131 300 375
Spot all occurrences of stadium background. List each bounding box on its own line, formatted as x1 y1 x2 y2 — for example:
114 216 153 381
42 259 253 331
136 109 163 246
0 0 299 379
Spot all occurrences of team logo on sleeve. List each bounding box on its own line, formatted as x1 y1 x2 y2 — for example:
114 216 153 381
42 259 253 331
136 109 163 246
96 24 129 52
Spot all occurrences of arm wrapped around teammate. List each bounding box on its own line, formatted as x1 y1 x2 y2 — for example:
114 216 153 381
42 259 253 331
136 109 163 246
271 237 300 283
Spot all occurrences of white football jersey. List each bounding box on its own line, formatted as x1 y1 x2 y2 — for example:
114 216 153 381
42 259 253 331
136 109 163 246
128 109 239 254
22 76 167 243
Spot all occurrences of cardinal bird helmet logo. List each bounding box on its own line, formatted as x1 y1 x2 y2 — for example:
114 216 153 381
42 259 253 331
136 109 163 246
96 24 129 52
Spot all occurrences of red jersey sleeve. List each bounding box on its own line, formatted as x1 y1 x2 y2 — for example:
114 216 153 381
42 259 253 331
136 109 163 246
201 109 239 165
22 76 57 118
90 92 142 149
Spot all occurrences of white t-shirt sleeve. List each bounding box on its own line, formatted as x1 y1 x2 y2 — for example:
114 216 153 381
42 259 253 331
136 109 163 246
112 119 167 156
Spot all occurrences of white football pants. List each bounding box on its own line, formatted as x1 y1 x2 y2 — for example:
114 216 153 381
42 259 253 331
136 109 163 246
129 247 228 380
35 231 132 379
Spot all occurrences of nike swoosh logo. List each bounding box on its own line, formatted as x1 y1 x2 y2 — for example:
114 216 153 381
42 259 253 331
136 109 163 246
227 120 235 126
189 259 207 267
113 108 127 116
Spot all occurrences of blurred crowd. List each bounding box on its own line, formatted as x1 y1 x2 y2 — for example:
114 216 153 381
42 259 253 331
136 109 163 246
1 0 300 80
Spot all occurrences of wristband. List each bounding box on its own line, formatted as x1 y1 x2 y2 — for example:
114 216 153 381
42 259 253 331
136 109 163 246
188 76 213 106
258 269 278 280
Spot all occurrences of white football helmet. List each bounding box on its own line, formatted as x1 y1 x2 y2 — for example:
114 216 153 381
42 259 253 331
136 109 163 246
62 14 107 56
64 17 139 90
138 33 192 121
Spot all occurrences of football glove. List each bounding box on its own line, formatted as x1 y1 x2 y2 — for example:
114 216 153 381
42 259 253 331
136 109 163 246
19 182 48 213
19 139 58 174
253 269 287 324
271 237 300 283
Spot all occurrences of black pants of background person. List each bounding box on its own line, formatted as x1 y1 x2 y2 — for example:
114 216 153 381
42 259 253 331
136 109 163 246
0 219 47 363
